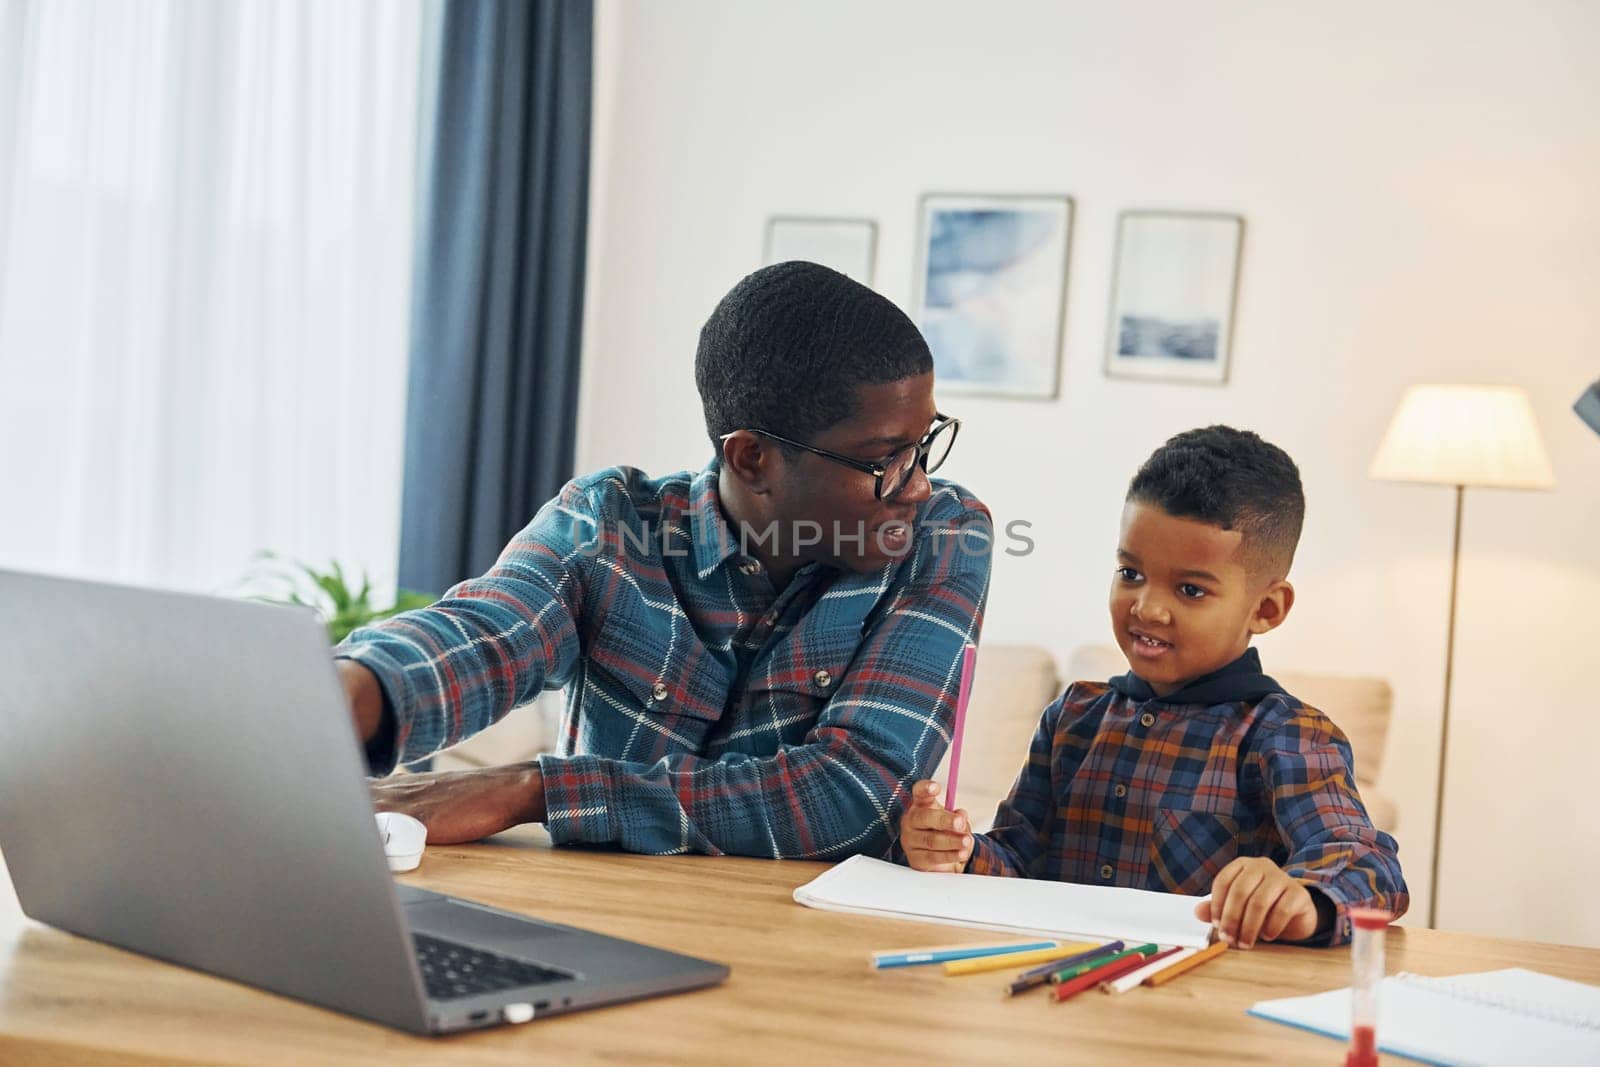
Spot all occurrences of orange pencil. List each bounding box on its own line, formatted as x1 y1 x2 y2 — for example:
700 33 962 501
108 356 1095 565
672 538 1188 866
1142 940 1228 987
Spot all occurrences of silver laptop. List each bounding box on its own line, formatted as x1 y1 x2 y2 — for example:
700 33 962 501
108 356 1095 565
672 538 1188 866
0 570 728 1034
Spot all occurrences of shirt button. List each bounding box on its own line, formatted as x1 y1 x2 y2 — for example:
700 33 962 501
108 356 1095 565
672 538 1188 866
1113 783 1127 799
1099 864 1114 880
1140 711 1155 728
813 669 832 689
739 560 761 576
651 682 668 702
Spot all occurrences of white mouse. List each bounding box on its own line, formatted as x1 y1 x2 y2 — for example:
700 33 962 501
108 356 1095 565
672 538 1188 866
373 811 427 872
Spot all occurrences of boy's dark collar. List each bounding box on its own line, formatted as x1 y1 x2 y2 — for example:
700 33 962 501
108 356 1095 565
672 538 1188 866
1108 647 1287 706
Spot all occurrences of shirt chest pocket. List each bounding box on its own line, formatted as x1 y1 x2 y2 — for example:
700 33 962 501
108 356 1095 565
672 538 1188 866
1149 808 1241 896
579 616 730 761
729 656 850 747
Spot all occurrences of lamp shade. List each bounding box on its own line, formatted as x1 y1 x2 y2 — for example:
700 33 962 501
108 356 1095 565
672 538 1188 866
1370 384 1554 489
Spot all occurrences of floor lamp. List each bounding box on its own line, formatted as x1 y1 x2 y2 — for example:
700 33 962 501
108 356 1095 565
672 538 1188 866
1369 384 1553 929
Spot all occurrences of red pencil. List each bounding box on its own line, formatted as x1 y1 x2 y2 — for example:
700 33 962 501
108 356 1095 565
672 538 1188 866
1053 952 1155 1002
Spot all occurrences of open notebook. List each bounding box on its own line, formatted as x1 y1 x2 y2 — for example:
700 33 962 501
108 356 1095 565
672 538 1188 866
792 855 1213 949
1249 968 1600 1066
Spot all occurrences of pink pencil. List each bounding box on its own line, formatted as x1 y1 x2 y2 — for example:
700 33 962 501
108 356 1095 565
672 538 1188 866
945 643 978 811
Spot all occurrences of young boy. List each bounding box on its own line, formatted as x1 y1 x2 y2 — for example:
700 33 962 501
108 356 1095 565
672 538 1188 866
900 426 1408 948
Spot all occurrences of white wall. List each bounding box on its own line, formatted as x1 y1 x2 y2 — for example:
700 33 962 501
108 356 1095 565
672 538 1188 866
577 0 1600 946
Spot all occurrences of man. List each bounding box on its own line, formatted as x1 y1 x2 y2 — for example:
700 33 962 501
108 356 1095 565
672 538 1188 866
339 261 992 859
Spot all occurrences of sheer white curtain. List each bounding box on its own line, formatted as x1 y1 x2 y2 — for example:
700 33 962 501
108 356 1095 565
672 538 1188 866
0 0 424 598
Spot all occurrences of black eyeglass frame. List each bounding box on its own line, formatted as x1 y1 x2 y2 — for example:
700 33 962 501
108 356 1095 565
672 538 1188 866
721 413 961 501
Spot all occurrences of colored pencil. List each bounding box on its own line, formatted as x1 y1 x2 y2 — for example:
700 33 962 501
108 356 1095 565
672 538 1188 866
1047 943 1159 984
1006 940 1125 996
1053 952 1156 1002
1142 940 1228 987
1011 940 1126 985
1099 946 1188 994
1018 939 1124 980
941 941 1096 976
944 643 977 811
871 939 1058 970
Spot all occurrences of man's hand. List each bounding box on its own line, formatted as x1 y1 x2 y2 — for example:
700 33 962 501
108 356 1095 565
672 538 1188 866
370 763 547 845
1193 857 1320 948
899 780 974 872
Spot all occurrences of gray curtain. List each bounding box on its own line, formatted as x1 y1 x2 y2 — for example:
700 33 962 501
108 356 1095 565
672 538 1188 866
398 0 593 595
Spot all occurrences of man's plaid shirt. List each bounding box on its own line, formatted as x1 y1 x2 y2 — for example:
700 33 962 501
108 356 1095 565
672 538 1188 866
339 462 992 859
965 649 1408 946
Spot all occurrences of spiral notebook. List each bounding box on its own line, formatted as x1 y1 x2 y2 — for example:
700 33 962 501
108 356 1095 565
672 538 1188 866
1248 967 1600 1066
792 855 1214 949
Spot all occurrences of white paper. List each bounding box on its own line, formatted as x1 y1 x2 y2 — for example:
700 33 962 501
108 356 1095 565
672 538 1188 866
1248 968 1600 1067
792 855 1214 949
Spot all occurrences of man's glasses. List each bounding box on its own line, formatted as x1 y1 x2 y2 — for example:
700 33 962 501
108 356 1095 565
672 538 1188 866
722 413 961 501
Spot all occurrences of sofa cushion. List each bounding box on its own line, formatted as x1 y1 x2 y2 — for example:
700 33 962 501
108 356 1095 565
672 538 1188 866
1271 671 1393 781
934 645 1060 832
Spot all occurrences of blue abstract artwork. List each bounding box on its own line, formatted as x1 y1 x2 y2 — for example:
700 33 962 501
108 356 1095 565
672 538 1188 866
914 196 1072 398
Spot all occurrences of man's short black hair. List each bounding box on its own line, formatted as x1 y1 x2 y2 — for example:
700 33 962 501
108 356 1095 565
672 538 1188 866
695 261 934 449
1127 425 1305 577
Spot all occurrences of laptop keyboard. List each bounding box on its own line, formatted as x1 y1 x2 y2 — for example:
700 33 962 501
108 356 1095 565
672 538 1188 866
412 932 572 1001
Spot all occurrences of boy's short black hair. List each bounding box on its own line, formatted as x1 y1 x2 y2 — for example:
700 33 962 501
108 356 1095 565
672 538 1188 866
1127 425 1305 577
695 261 934 449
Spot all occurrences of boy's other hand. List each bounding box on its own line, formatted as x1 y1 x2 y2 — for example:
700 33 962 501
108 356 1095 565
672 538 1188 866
1193 857 1319 948
899 780 974 873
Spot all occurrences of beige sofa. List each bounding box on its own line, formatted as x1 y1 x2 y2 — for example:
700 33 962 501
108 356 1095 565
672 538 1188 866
942 644 1399 836
432 643 1399 841
427 690 565 774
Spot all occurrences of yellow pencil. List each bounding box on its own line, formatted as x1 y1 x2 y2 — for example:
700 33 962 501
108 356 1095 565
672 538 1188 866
943 941 1098 976
1142 940 1228 986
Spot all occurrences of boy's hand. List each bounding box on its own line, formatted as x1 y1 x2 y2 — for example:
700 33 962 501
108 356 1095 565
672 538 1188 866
1194 857 1319 948
899 780 974 872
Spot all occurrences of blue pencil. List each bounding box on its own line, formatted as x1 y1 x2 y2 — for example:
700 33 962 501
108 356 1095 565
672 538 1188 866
870 940 1059 970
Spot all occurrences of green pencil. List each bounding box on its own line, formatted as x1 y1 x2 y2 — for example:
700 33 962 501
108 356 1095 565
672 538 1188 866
1046 943 1160 984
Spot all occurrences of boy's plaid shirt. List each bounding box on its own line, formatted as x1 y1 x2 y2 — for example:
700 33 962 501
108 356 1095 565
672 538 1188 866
965 649 1409 946
339 463 992 859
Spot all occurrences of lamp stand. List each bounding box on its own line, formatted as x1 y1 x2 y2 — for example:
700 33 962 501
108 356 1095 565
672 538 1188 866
1427 484 1464 929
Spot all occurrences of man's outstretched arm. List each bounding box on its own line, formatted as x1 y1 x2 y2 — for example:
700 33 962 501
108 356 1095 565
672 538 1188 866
336 480 597 774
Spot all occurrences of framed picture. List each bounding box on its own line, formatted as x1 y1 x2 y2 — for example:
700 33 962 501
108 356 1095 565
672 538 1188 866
1104 211 1243 385
763 216 878 286
912 193 1073 399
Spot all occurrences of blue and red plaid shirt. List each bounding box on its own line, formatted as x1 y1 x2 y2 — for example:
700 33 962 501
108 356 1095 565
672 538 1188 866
338 462 992 859
964 649 1408 946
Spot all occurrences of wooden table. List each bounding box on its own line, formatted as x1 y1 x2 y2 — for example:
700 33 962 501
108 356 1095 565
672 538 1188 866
3 832 1598 1065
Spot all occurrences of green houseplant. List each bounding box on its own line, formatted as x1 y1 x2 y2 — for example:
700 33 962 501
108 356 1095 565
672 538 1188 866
247 553 435 644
